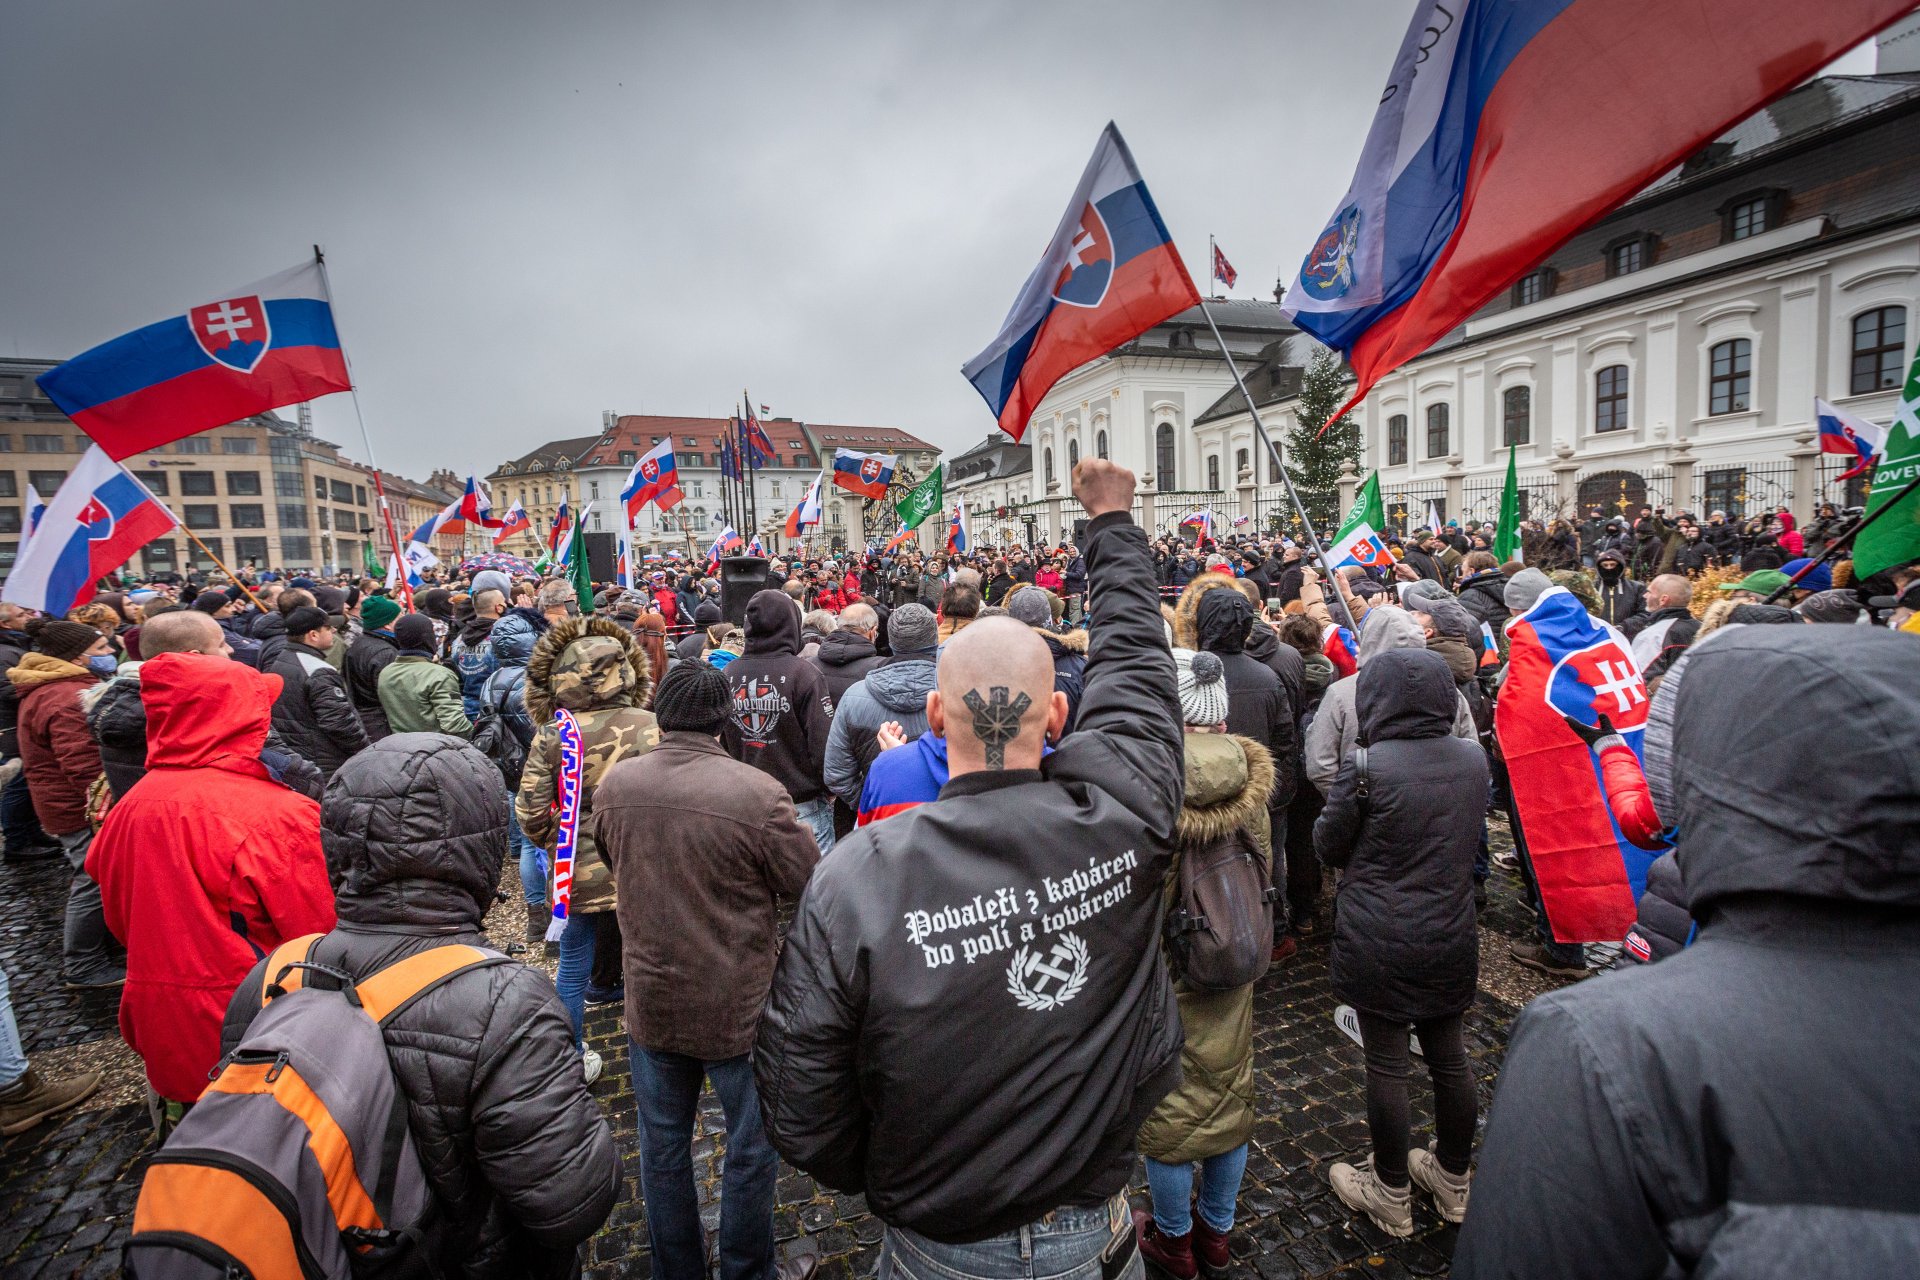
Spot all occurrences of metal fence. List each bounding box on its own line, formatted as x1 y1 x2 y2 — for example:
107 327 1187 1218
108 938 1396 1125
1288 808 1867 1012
1688 460 1794 521
1816 456 1871 510
1380 480 1447 537
1459 471 1559 528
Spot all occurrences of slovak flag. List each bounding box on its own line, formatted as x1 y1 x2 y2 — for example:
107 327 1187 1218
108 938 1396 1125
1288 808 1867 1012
963 123 1201 443
884 521 915 554
457 475 502 529
707 525 744 569
1815 397 1888 480
1212 242 1238 289
743 396 774 459
833 449 897 500
622 438 683 519
1322 623 1359 680
1180 509 1214 545
746 534 765 556
947 504 970 555
36 260 353 461
407 494 466 547
784 473 824 539
547 498 575 566
1 447 175 616
492 500 532 545
1285 0 1911 424
1498 586 1658 943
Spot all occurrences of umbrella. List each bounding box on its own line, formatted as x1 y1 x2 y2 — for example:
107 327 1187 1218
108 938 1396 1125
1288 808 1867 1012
458 552 539 578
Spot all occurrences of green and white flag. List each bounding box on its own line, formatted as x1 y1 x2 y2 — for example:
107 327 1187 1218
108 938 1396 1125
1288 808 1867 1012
1854 345 1920 579
1494 444 1523 564
893 467 945 530
1327 473 1392 571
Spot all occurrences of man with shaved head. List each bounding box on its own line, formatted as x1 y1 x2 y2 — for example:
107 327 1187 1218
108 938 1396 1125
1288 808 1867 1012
758 459 1181 1280
1627 573 1694 673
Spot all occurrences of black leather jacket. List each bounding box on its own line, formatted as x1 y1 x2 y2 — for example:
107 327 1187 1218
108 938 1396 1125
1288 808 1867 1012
756 512 1185 1242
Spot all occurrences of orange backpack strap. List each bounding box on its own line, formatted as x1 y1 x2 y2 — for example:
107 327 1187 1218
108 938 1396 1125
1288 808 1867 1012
355 945 510 1025
261 933 324 1007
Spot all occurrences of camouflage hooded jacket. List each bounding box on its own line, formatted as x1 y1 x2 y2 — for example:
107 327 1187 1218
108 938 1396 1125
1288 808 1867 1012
514 615 659 915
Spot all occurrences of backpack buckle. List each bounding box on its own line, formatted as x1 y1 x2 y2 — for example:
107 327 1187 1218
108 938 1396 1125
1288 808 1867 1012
272 961 362 1008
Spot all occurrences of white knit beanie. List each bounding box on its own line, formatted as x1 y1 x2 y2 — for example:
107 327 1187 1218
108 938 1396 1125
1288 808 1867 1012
1173 647 1230 728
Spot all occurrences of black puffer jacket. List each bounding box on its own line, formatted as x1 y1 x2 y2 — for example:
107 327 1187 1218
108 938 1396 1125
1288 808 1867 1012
343 630 400 741
84 665 324 802
1456 628 1920 1278
1197 591 1298 810
222 735 618 1280
0 624 31 757
812 629 882 707
1454 570 1510 631
1620 850 1691 964
1314 648 1487 1023
756 512 1184 1242
268 640 370 779
251 607 290 674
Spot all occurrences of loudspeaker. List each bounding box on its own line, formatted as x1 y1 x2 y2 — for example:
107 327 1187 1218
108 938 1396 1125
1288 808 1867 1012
719 556 771 626
1072 518 1089 548
583 532 618 583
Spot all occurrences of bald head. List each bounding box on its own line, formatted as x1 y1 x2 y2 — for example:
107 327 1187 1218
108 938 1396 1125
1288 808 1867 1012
932 616 1067 775
1647 574 1693 611
140 609 229 658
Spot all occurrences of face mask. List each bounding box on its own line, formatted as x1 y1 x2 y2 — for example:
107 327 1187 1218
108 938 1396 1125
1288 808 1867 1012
87 654 118 676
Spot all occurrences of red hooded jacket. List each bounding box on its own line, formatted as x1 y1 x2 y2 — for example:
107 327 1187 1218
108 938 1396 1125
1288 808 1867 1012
87 653 336 1103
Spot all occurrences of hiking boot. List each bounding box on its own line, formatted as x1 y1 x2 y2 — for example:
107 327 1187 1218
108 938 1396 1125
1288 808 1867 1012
61 965 126 991
1132 1208 1196 1280
1270 935 1298 965
1190 1215 1231 1279
580 1048 603 1086
0 1066 103 1136
1329 1156 1413 1238
526 903 557 959
1508 938 1590 980
1408 1141 1471 1223
584 982 625 1005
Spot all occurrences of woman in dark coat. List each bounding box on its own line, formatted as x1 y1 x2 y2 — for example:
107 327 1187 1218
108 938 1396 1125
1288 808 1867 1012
1314 647 1488 1238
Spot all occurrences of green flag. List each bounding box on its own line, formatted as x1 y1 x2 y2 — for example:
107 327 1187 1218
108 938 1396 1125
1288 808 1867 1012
361 539 380 576
567 518 594 614
1494 444 1522 564
894 467 944 530
1854 346 1920 579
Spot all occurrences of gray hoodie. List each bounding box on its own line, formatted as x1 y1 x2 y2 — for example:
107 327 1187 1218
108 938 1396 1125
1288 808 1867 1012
1304 608 1476 795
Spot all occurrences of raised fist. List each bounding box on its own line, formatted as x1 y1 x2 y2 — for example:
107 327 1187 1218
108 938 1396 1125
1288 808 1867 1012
1072 458 1136 520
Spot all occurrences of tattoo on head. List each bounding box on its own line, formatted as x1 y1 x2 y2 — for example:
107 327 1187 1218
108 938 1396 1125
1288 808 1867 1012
962 686 1031 770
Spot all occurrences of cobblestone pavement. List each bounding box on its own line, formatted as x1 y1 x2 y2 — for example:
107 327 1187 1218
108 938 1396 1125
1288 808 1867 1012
1 823 1580 1280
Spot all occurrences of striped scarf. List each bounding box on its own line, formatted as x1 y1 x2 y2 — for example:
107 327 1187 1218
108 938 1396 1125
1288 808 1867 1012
546 708 584 943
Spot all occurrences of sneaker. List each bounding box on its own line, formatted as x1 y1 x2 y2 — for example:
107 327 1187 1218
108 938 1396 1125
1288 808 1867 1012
583 983 625 1005
1270 935 1298 965
1507 938 1591 980
1490 848 1519 873
0 1066 103 1136
580 1048 603 1086
1408 1142 1471 1223
61 966 126 991
1190 1215 1231 1279
1329 1156 1413 1238
1131 1208 1195 1280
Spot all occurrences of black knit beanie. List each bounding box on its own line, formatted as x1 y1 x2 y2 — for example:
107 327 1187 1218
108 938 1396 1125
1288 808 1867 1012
394 614 438 654
653 663 731 735
35 620 102 662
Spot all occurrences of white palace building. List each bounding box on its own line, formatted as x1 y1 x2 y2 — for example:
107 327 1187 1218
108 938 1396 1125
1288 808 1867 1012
1003 36 1920 545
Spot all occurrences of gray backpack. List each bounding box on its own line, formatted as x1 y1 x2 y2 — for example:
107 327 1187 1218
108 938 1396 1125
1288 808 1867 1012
1165 827 1278 993
125 934 508 1279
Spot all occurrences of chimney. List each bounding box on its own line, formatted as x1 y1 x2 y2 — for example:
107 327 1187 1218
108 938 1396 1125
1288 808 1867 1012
603 410 617 430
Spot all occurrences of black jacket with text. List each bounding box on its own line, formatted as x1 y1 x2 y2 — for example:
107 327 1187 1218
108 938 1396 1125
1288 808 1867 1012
755 511 1184 1242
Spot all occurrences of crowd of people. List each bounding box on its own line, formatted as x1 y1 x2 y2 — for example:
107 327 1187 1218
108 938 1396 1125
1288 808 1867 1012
0 458 1913 1278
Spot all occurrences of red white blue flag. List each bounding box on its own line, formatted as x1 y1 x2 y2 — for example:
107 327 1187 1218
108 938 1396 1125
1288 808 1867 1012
1211 242 1237 289
946 504 970 555
546 498 574 566
784 474 823 539
37 260 352 460
2 447 175 616
1816 398 1888 480
833 449 896 500
492 500 531 545
1497 586 1656 943
964 123 1201 443
1284 0 1913 421
622 438 683 519
743 395 774 460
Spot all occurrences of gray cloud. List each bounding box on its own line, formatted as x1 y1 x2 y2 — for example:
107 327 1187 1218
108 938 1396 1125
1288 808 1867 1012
1 2 1420 474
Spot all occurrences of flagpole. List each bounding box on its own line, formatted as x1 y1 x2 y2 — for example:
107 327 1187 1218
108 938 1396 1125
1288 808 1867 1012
313 245 413 609
1192 297 1358 631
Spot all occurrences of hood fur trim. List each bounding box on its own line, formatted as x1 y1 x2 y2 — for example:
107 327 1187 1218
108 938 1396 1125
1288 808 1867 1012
1044 627 1089 653
1173 572 1245 649
1175 734 1275 847
524 614 651 722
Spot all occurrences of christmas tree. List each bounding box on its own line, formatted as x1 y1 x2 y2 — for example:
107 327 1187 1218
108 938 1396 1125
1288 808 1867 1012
1283 349 1363 531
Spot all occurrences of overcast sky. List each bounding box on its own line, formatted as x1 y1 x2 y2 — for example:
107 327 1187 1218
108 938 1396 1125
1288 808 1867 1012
0 3 1878 479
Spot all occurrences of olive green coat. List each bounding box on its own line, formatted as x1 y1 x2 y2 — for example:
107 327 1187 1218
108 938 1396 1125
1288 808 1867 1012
1138 731 1274 1166
377 655 473 738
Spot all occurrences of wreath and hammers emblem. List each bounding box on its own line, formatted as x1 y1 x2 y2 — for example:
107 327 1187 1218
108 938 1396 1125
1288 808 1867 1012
1006 932 1089 1011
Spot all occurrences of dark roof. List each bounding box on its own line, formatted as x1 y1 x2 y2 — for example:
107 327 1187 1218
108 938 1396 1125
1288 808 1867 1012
569 415 938 469
800 422 939 452
1193 333 1337 424
492 434 602 476
947 433 1033 484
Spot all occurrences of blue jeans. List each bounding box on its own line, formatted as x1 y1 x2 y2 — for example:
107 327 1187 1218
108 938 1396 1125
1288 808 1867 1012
0 962 28 1090
878 1197 1140 1280
1 769 46 851
555 911 596 1052
794 795 836 856
1146 1146 1249 1237
628 1047 776 1280
510 812 546 907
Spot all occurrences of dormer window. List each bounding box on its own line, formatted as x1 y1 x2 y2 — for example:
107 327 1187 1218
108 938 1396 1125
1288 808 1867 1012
1512 269 1555 306
1604 233 1655 278
1722 189 1785 241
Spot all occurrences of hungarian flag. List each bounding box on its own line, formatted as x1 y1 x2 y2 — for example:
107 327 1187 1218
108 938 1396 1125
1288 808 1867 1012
1497 587 1658 943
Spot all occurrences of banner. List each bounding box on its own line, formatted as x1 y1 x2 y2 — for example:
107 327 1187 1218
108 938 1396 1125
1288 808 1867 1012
894 468 945 530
